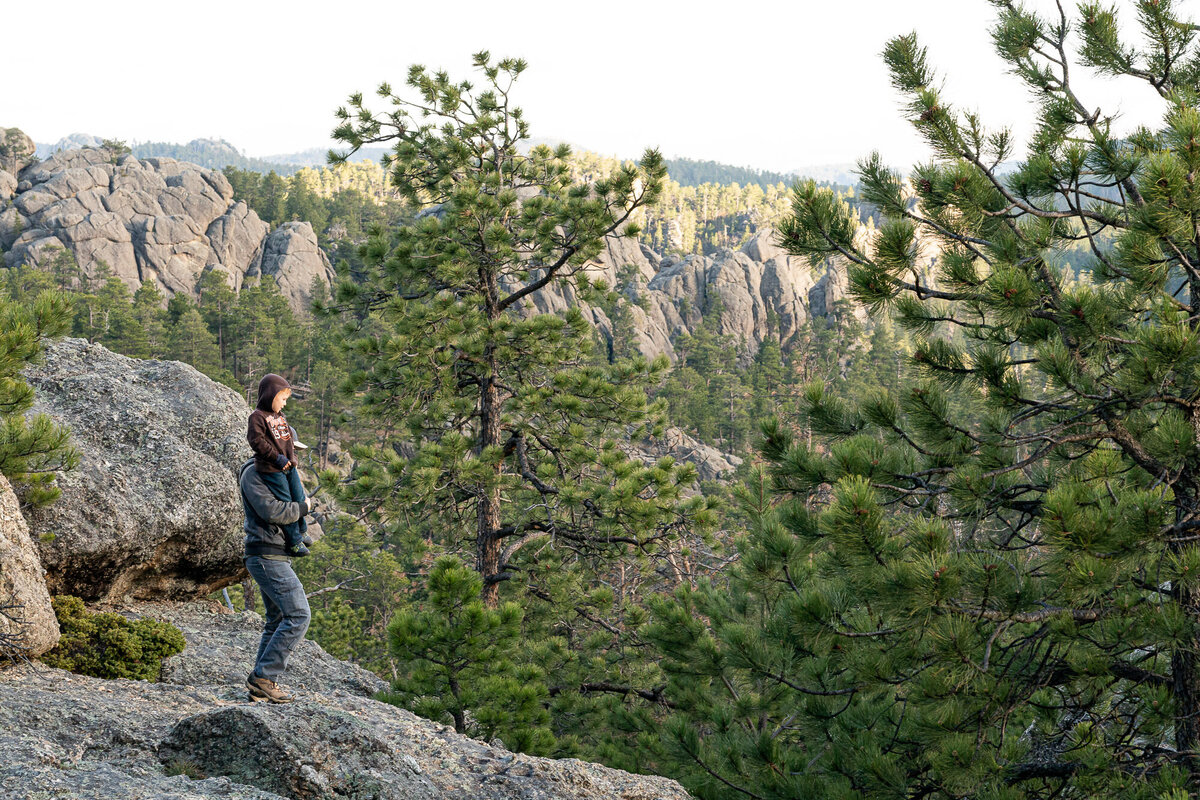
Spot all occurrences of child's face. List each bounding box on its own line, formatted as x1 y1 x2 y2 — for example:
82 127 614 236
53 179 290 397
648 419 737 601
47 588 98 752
273 388 291 413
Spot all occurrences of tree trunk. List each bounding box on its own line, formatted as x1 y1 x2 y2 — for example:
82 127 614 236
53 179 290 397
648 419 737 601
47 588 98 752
1174 486 1200 784
478 269 504 607
241 576 257 613
477 359 503 607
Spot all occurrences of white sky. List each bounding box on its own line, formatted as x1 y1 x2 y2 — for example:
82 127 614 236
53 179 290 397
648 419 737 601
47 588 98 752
5 0 1175 173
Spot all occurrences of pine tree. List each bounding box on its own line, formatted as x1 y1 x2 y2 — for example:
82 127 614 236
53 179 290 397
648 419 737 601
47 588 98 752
649 2 1200 798
381 556 555 753
258 172 287 227
196 268 237 368
0 284 77 506
132 279 168 358
328 52 711 607
167 301 224 380
285 174 329 235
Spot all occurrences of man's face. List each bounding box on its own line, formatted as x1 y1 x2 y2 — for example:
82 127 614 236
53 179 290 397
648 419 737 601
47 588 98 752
273 388 291 413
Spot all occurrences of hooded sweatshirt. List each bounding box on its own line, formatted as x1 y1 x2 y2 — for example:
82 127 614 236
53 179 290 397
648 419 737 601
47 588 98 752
248 373 296 473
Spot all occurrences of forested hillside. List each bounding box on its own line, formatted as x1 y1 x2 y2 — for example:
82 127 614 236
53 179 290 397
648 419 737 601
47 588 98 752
9 0 1191 796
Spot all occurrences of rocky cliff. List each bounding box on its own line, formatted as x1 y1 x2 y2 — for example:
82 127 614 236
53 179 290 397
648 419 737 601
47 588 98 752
0 603 692 800
519 227 868 364
0 133 334 314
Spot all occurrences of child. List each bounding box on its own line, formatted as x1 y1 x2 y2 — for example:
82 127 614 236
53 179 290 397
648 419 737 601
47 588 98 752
247 373 311 556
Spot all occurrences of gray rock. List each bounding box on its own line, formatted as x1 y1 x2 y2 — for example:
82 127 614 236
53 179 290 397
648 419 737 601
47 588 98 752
507 228 851 365
0 601 692 800
2 147 333 312
0 475 59 658
258 221 336 312
145 602 386 697
206 202 269 289
0 127 36 174
0 205 26 249
64 210 140 288
161 696 693 800
633 427 743 483
23 338 252 601
0 169 15 201
0 662 286 800
135 214 214 296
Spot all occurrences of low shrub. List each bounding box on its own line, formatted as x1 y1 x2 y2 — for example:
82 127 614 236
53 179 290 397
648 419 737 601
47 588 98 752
41 596 186 680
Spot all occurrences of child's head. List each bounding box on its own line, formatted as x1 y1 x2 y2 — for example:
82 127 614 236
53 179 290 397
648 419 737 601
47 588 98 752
256 373 293 413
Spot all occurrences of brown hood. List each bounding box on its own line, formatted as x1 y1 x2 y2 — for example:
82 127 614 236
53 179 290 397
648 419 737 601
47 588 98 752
256 373 291 412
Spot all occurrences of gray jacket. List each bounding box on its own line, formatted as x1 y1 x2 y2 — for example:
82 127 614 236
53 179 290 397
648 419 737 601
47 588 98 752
238 459 308 557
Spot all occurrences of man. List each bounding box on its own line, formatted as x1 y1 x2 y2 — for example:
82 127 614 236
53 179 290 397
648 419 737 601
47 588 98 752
238 458 320 703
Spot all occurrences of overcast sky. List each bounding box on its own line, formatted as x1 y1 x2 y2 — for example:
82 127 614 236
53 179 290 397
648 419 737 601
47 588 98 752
6 0 1174 173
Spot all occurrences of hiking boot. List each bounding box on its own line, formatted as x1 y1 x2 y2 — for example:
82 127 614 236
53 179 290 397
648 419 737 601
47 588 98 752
301 534 314 547
246 672 293 704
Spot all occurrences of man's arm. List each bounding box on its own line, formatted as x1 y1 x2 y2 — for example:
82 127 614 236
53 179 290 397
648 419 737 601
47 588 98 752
242 472 308 525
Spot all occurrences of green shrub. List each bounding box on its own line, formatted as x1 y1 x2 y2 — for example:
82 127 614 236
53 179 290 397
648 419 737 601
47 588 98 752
41 596 186 680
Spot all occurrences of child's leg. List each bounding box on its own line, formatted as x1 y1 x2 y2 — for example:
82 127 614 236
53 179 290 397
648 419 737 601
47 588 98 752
284 465 308 535
257 469 303 548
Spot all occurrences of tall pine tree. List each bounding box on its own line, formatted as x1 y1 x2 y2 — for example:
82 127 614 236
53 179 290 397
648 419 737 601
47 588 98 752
328 52 711 607
649 2 1200 798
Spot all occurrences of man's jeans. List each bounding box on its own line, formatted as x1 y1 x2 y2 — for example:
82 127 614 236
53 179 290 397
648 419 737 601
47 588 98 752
244 555 310 680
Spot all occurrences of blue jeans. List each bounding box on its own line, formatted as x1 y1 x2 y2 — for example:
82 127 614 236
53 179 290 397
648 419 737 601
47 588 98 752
258 467 307 549
244 555 310 681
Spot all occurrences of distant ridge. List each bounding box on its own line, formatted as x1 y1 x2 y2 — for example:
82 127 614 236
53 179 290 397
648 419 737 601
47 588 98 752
662 157 797 190
31 132 861 189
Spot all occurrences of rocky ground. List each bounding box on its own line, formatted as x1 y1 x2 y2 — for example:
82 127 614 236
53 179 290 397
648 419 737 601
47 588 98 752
0 603 692 800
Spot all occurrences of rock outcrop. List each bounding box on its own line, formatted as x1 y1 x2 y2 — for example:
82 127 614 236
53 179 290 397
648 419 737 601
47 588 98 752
0 126 36 174
0 602 692 800
0 137 334 313
256 221 335 309
0 475 59 658
635 427 743 483
23 338 252 602
517 228 870 364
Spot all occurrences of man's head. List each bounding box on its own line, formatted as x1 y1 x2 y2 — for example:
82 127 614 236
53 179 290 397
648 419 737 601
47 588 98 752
256 373 293 413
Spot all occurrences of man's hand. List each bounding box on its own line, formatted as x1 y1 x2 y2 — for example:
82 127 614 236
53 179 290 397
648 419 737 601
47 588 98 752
305 495 321 515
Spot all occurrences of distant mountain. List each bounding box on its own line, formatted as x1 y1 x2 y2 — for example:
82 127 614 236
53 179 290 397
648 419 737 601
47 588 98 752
31 131 863 192
130 139 300 175
35 133 105 158
34 135 302 175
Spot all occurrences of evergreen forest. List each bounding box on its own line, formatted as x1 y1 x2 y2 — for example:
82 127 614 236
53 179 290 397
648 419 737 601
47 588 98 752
8 2 1200 797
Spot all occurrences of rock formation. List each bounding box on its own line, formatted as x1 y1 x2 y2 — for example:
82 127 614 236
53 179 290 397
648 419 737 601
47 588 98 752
0 137 334 313
634 427 743 483
516 228 868 364
23 338 252 602
0 475 59 658
0 603 693 800
0 126 36 175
